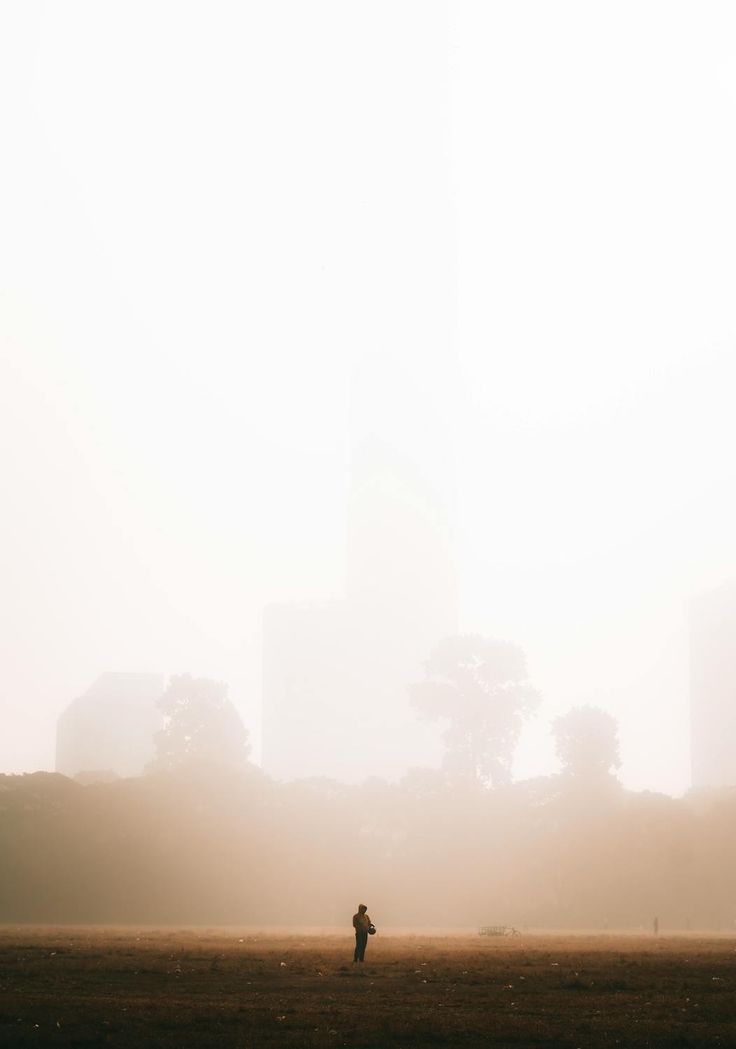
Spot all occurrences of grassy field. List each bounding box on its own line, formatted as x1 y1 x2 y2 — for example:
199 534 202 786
1 927 734 1048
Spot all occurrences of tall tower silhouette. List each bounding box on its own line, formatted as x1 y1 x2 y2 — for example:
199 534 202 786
690 582 736 790
346 349 457 685
261 351 458 783
261 7 456 781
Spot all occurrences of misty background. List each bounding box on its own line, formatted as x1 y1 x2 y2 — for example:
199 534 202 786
3 1 736 797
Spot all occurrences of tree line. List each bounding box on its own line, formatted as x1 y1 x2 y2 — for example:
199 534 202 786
1 636 733 929
1 759 734 928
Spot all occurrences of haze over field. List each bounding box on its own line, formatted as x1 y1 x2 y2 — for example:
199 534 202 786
2 1 736 796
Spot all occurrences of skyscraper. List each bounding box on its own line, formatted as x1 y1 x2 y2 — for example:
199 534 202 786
690 582 736 790
262 8 457 782
262 355 458 784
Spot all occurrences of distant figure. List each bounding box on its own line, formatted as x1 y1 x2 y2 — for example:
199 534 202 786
653 916 659 935
353 903 374 963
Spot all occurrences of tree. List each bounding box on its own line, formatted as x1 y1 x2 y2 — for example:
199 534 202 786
552 704 620 780
409 635 539 787
148 674 251 774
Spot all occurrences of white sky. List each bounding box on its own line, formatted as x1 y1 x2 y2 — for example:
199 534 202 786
2 1 736 794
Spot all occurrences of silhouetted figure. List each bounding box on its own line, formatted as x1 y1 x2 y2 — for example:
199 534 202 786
653 915 659 935
353 903 373 962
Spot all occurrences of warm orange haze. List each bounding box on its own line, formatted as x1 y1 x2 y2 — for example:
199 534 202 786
2 1 736 1046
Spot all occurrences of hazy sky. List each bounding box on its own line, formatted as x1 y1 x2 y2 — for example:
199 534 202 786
2 1 736 794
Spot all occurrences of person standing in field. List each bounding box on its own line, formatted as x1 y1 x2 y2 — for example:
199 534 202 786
352 903 374 963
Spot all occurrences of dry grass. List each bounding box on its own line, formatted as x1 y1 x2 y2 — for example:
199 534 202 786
1 927 735 1047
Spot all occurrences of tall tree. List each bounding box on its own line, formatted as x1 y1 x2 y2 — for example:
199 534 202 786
148 674 250 774
410 635 539 786
552 704 620 780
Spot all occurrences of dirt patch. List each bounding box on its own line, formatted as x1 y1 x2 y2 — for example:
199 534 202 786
0 927 734 1047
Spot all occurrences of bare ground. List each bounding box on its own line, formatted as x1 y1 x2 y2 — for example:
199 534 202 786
1 927 734 1048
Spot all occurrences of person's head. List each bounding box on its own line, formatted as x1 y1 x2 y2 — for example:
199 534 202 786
358 904 367 913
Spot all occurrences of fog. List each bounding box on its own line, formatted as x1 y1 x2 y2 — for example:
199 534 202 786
3 0 736 831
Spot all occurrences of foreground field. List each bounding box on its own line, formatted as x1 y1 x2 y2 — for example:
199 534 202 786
1 928 734 1048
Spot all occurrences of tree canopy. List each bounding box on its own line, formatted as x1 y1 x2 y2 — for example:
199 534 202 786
552 704 620 780
147 674 250 774
410 634 539 786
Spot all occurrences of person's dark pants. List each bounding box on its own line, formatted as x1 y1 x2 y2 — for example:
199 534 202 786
354 930 368 962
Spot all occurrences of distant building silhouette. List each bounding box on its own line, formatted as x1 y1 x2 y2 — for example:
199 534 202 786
56 672 164 780
263 601 354 781
690 583 736 790
262 354 458 782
